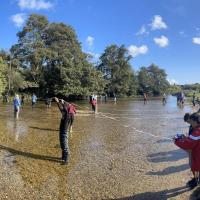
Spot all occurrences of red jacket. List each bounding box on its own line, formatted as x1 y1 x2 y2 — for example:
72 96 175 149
68 104 76 115
175 126 200 171
91 99 97 106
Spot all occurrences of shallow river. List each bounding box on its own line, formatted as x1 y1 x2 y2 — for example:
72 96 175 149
0 96 199 200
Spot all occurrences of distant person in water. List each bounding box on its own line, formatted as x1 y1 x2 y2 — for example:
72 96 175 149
45 97 52 108
113 93 117 103
13 94 21 119
54 97 70 165
31 93 37 108
180 92 185 106
104 94 107 103
91 98 97 113
21 94 25 105
143 92 147 104
68 103 76 133
162 93 167 104
192 93 196 107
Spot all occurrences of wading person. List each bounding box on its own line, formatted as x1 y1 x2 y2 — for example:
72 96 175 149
174 112 200 189
13 94 21 119
31 93 37 108
68 103 76 134
21 94 25 105
192 93 196 107
54 97 70 164
162 93 167 105
143 92 147 104
91 98 97 113
45 97 52 108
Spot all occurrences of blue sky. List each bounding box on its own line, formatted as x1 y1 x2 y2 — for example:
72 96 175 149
1 0 200 84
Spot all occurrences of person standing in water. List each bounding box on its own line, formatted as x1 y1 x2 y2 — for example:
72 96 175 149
91 98 97 113
192 93 196 107
31 93 37 108
54 97 70 165
68 103 76 134
143 92 147 104
13 94 21 119
162 93 167 105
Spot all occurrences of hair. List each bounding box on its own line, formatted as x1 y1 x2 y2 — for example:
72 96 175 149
184 113 190 122
189 113 200 124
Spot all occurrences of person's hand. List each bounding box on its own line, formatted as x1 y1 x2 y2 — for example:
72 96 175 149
54 97 59 103
61 99 65 104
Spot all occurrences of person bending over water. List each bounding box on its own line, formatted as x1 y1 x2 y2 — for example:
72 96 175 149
54 97 70 165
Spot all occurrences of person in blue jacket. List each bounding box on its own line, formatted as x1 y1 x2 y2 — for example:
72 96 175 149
13 94 21 118
32 93 37 108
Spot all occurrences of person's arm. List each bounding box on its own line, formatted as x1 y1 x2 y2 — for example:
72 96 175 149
54 97 64 113
175 137 197 150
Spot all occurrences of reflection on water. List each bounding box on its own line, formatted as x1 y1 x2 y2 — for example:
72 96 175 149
6 120 28 141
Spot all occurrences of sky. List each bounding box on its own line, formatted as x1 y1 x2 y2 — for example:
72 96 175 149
1 0 200 85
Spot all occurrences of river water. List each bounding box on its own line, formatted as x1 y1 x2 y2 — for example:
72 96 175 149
0 96 198 200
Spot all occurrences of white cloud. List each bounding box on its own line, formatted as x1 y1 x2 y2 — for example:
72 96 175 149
154 35 169 47
193 37 200 45
136 25 149 36
18 0 53 10
11 13 26 27
128 45 148 57
150 15 167 30
86 36 94 48
167 78 178 85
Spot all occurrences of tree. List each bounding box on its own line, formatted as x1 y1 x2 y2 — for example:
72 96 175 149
11 14 105 97
97 45 137 96
11 14 49 87
138 64 169 95
0 57 8 95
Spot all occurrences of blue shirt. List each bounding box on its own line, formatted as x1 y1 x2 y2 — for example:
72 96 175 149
32 95 37 103
13 98 21 107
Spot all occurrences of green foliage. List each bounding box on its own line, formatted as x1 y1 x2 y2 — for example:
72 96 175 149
167 85 182 95
138 64 169 96
11 14 105 96
8 14 171 98
97 45 137 96
0 57 7 95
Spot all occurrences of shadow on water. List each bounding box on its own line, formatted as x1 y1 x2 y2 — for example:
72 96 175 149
29 126 59 132
0 145 61 163
106 186 189 200
146 163 189 176
147 149 187 163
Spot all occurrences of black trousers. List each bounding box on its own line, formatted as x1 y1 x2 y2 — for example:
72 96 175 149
59 123 69 160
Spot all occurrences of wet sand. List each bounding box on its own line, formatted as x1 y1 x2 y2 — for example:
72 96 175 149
0 96 199 200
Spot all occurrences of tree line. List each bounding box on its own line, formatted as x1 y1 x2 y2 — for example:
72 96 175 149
0 14 169 99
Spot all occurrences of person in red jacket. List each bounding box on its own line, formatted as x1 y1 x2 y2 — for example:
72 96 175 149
68 103 76 133
91 98 97 113
174 112 200 189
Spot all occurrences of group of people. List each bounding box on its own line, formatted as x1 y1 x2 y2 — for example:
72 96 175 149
174 110 200 189
13 93 38 118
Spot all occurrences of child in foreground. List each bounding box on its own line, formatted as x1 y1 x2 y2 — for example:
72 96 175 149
174 112 200 189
